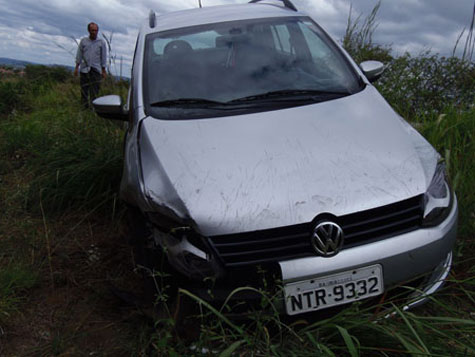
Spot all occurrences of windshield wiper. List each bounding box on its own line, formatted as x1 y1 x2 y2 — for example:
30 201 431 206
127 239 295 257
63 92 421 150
150 98 226 107
150 90 351 110
230 89 351 103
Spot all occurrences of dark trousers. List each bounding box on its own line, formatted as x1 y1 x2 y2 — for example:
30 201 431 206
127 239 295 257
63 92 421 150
80 69 102 108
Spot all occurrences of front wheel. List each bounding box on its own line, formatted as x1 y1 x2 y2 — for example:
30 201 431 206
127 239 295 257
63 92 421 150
125 206 198 337
125 206 176 305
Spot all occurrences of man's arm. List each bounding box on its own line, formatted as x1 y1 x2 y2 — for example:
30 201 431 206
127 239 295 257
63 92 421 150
101 40 107 79
74 63 80 77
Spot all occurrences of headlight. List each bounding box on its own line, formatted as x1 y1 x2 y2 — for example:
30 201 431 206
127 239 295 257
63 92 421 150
422 162 453 227
147 210 188 232
154 228 224 280
147 211 223 279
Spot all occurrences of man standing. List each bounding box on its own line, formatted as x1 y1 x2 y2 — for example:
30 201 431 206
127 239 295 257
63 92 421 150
74 22 107 108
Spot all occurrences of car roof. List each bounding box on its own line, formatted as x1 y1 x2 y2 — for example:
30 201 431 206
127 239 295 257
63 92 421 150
142 3 305 34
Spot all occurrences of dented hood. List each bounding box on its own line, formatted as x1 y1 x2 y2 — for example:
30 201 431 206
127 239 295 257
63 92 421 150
139 86 438 236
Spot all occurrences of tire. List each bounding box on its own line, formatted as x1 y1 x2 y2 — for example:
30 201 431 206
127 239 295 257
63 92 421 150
125 206 199 336
125 206 177 305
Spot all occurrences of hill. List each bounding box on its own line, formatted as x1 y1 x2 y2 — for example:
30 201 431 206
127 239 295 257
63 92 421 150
0 57 74 71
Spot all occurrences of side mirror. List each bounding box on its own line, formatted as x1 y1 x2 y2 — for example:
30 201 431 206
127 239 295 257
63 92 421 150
359 61 385 83
93 95 128 121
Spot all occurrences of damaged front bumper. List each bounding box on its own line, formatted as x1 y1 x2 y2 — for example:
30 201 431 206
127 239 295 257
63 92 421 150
150 194 458 313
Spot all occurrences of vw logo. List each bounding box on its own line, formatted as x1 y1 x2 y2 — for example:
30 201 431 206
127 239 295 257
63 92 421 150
311 221 344 257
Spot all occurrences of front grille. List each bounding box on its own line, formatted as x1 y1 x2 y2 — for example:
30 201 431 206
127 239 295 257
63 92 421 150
208 195 424 267
340 195 424 247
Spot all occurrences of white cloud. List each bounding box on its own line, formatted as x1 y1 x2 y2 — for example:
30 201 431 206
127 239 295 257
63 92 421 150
0 0 473 74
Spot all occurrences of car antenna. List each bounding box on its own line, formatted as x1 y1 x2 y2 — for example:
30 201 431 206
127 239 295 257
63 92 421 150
149 10 156 28
249 0 297 12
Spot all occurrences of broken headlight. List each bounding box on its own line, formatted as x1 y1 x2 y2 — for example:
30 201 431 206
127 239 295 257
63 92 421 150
147 211 223 280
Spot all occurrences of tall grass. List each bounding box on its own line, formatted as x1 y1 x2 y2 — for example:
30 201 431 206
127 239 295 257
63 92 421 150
25 109 123 214
0 262 37 323
0 67 125 215
0 68 126 350
0 13 474 354
419 108 475 238
377 54 475 120
0 78 28 116
140 283 475 356
342 1 392 63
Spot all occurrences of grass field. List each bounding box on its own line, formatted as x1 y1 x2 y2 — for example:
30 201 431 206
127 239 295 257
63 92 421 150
0 50 474 355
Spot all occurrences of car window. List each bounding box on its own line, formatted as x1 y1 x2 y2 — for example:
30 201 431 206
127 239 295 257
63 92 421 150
298 21 351 81
271 24 292 54
143 17 363 119
299 21 333 60
152 30 218 54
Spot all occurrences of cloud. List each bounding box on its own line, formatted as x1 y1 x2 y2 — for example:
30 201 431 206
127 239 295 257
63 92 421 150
0 0 473 75
300 0 351 38
342 0 473 56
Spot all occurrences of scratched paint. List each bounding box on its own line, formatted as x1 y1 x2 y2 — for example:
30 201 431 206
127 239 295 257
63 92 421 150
138 86 432 236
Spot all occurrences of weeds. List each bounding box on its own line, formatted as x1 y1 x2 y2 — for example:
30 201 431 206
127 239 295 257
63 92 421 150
26 111 123 214
0 7 474 355
0 78 28 116
377 54 475 120
141 284 475 355
24 64 71 87
1 74 124 214
0 261 37 323
342 1 392 64
419 108 475 237
342 2 475 122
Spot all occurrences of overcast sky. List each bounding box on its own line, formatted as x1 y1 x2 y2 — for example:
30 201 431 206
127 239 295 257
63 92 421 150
0 0 473 77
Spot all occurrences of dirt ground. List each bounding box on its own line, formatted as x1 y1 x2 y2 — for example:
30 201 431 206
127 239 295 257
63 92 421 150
0 154 198 356
0 203 154 356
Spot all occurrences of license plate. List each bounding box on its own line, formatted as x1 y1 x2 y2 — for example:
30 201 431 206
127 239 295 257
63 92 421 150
284 265 383 315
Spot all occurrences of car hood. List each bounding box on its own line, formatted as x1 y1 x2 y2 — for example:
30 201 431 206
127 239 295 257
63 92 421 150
139 86 439 236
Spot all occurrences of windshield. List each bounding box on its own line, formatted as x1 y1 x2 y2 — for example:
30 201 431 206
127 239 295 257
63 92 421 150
143 16 363 119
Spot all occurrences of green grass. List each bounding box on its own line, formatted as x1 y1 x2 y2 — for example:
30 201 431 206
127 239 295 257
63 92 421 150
139 283 475 356
0 261 37 322
0 71 127 352
0 57 473 355
376 54 475 120
1 80 124 215
419 108 475 238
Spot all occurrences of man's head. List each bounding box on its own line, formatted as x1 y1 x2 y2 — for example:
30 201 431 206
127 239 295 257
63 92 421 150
88 22 99 40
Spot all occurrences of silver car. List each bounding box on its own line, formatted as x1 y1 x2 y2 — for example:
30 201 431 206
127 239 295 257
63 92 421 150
94 0 457 316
